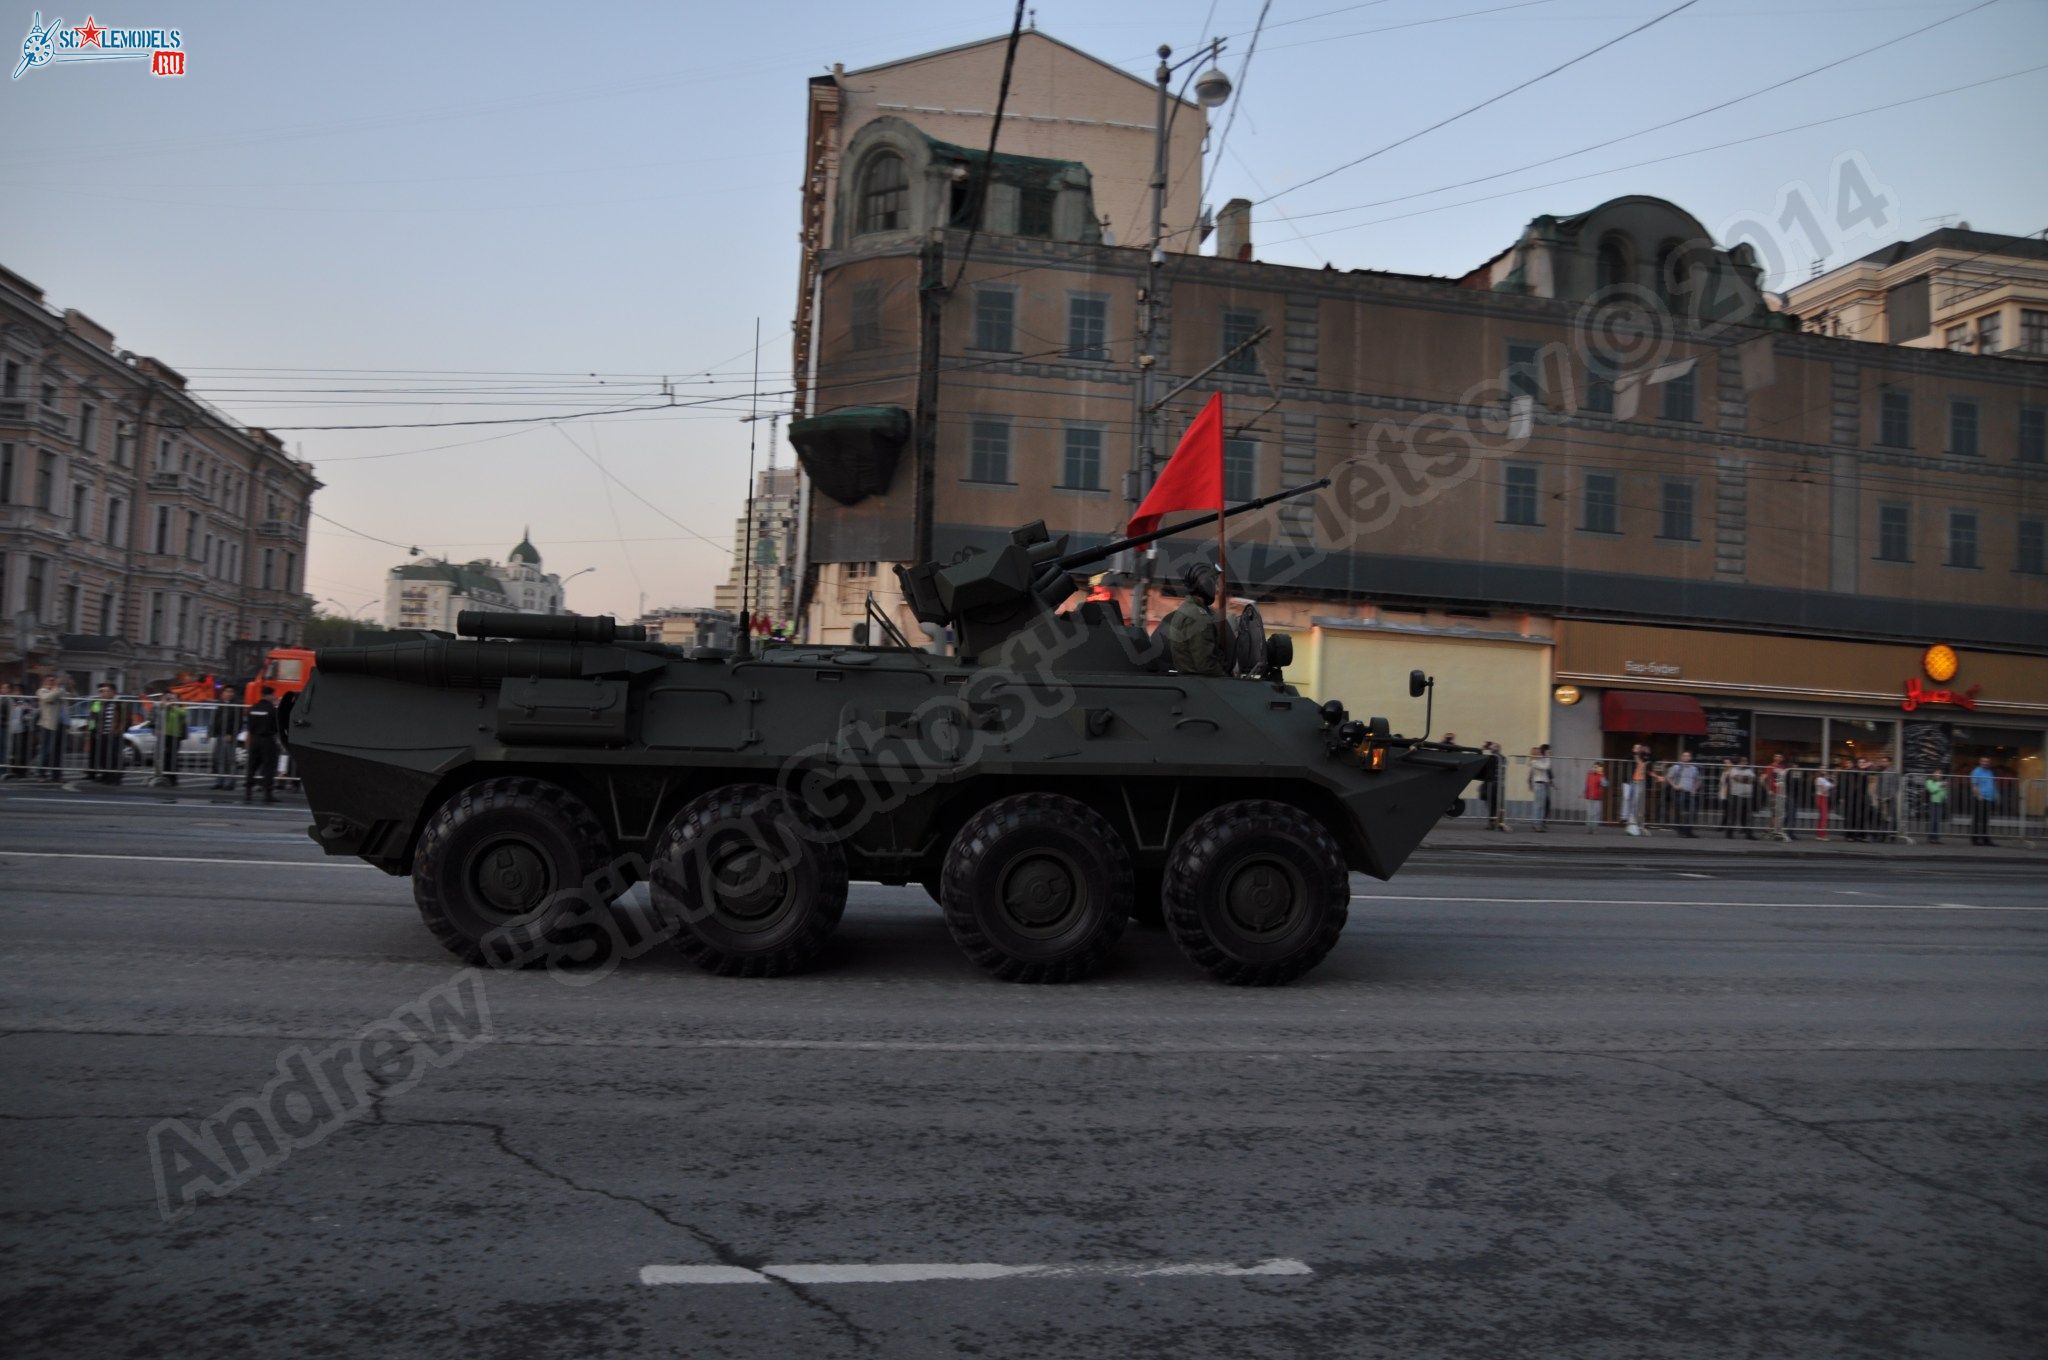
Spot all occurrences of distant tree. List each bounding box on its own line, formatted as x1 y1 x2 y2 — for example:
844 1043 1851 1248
302 612 360 648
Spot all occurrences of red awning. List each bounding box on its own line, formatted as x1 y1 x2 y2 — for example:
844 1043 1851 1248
1601 690 1707 735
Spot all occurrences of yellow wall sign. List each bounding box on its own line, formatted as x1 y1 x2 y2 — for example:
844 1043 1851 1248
1922 644 1958 683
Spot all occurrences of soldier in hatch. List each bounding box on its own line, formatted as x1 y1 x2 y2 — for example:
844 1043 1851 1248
1163 561 1231 676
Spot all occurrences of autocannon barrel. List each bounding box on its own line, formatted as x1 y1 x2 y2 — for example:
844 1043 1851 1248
317 639 586 685
455 611 647 643
1052 477 1332 575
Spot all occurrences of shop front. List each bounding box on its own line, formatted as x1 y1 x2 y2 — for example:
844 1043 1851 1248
1552 621 2048 807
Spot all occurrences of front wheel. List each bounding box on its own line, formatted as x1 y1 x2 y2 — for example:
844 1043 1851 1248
941 793 1131 983
1163 801 1350 986
412 776 615 967
650 783 847 977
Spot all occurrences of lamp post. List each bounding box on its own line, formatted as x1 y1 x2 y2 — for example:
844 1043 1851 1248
1131 39 1230 628
558 566 596 617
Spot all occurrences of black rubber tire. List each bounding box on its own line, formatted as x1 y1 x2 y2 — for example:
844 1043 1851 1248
1163 800 1350 986
412 776 614 968
941 793 1132 983
650 783 847 977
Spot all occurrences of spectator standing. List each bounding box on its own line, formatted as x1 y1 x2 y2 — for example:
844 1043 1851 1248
1582 763 1607 833
1527 744 1553 832
1923 772 1948 844
1812 770 1834 841
209 685 239 790
1840 757 1870 842
88 684 125 785
35 675 65 782
1662 750 1701 837
2 682 30 778
1721 759 1756 839
159 698 187 786
1481 741 1509 831
242 693 280 804
1623 744 1653 837
1763 754 1793 841
1969 757 1998 846
1869 756 1899 845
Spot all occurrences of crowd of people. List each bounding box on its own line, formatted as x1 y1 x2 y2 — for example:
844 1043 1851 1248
1463 740 2015 848
0 676 287 803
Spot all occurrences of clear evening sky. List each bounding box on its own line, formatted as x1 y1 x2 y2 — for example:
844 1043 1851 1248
5 0 2044 620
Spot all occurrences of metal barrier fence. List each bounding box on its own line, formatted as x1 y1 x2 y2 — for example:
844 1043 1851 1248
1465 755 2042 846
1 694 296 793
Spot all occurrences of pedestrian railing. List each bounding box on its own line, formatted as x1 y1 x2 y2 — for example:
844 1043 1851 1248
1 693 297 794
1465 753 2040 846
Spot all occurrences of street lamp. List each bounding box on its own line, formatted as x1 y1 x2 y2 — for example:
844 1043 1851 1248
559 566 596 615
1132 39 1230 627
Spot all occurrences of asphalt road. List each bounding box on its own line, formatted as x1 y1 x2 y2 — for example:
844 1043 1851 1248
2 790 2044 1359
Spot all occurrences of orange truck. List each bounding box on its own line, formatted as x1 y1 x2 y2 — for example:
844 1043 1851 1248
244 647 317 705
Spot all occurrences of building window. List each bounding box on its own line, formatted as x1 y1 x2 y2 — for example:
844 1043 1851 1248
106 496 123 545
261 548 275 590
849 282 881 351
153 506 169 554
1947 510 1979 568
147 592 163 644
1061 426 1103 490
1945 324 1971 352
972 287 1015 352
846 560 875 580
39 382 57 409
1582 350 1615 415
25 556 48 620
1595 234 1631 291
99 593 116 634
1221 310 1260 375
1224 437 1257 503
0 443 12 502
1878 389 1911 447
71 484 88 533
1501 463 1540 526
36 451 55 510
1581 472 1618 534
185 511 199 559
967 419 1011 483
1 360 17 398
856 152 908 234
1505 341 1541 401
1659 363 1697 422
78 403 97 452
1977 312 2002 355
1066 294 1108 361
2022 309 2048 356
2019 519 2046 576
1017 187 1056 238
114 423 133 467
1876 504 1911 562
1660 479 1696 540
1949 398 1978 456
2020 407 2045 464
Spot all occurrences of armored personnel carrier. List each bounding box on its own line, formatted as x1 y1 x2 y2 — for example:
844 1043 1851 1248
293 486 1486 985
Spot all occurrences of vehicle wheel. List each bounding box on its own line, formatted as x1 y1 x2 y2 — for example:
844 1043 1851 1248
941 793 1131 983
650 783 847 977
1163 800 1349 986
412 776 614 968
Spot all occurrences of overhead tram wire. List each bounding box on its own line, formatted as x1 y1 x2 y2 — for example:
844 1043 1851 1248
1199 0 1273 241
1257 0 1699 207
949 0 1028 293
1277 0 2013 229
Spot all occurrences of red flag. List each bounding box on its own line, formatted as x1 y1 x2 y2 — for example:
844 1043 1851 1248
1126 393 1224 537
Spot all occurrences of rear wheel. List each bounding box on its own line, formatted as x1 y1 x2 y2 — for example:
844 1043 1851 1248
650 783 847 977
1163 800 1349 986
412 776 613 967
941 793 1131 983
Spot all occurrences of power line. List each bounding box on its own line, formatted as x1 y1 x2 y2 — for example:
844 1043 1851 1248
949 0 1029 292
1258 0 1699 206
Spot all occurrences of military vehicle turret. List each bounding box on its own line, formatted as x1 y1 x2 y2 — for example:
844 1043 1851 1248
292 484 1487 985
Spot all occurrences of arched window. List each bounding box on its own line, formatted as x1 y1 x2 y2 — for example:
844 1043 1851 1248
1655 237 1688 310
1595 233 1631 291
857 152 908 235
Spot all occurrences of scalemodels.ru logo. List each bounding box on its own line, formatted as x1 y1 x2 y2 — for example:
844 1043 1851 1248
14 10 184 79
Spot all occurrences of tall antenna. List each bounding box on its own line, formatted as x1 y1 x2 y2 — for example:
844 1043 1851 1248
736 317 761 658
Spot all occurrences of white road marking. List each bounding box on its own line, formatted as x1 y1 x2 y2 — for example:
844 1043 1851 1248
1351 894 2044 912
1676 872 1713 879
0 850 362 869
0 795 308 814
639 1259 1312 1286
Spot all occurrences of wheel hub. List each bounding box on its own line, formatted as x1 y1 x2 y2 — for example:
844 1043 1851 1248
473 840 550 917
999 852 1080 933
1222 856 1305 938
710 841 792 926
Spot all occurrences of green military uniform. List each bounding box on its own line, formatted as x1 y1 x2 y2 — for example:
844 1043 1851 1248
1163 596 1230 676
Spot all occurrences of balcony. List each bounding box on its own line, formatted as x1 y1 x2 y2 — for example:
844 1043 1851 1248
36 408 69 437
0 397 26 425
257 518 297 538
147 471 184 492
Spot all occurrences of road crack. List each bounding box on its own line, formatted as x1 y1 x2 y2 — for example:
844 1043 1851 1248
380 1113 877 1350
1605 1054 2048 1234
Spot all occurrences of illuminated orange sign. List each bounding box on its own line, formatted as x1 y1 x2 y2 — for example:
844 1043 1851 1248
1922 644 1958 683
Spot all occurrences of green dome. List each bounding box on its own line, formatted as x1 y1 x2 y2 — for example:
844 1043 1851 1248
509 526 541 565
